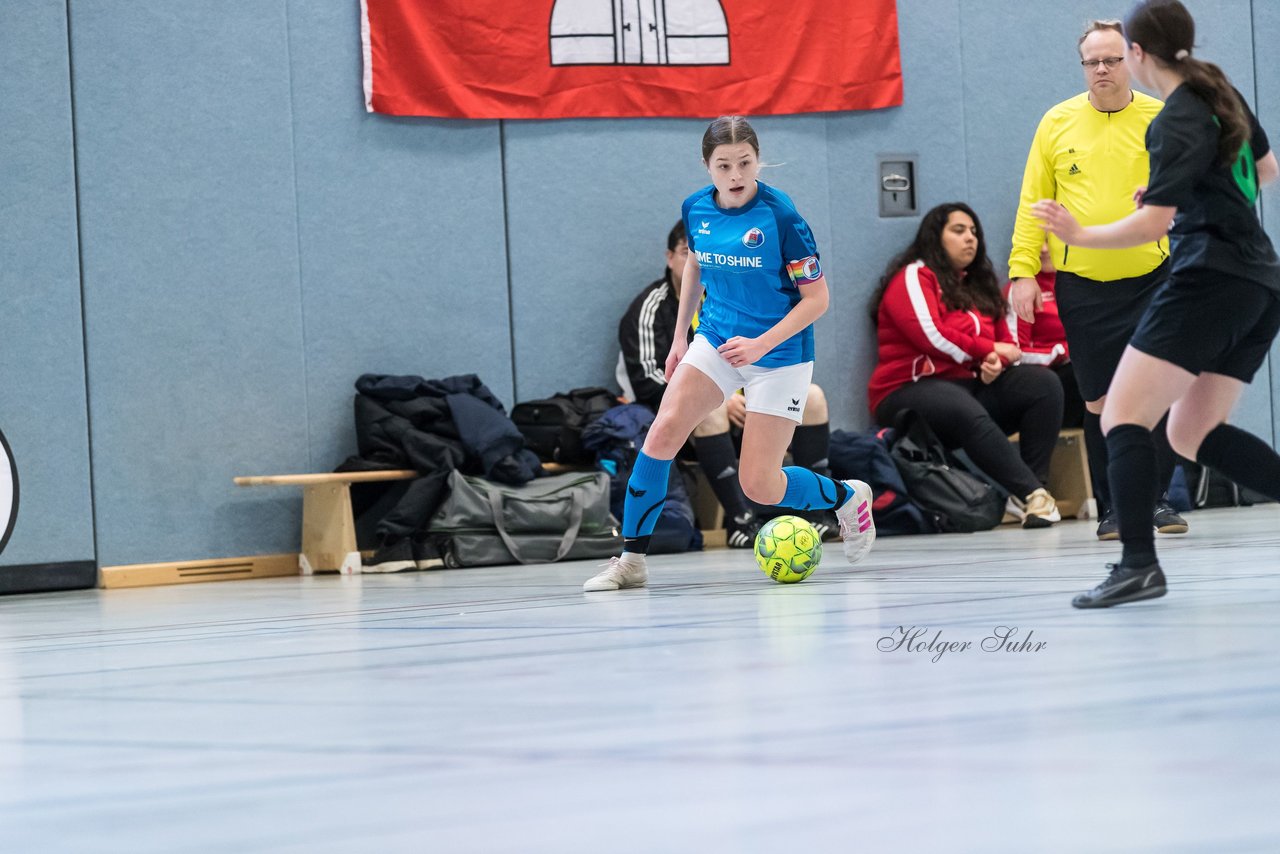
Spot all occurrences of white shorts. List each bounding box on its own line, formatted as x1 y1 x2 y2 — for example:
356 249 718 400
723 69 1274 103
681 334 814 423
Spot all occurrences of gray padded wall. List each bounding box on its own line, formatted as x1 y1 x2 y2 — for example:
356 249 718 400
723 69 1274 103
823 0 971 429
285 1 512 470
503 119 710 403
1255 1 1280 448
1193 1 1271 443
0 2 95 567
70 1 310 566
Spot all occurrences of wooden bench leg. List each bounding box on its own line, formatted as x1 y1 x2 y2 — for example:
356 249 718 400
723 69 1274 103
299 482 361 575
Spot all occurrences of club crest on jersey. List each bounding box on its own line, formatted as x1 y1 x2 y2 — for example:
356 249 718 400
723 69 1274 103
742 227 765 248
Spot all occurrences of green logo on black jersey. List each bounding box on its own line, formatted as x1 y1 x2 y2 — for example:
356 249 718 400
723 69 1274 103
1214 115 1259 203
1233 140 1258 203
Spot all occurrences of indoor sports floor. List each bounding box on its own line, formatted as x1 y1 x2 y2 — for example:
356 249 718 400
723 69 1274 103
2 507 1279 852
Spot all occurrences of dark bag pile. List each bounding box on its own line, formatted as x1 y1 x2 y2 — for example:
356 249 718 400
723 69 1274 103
887 410 1005 533
828 427 937 536
511 387 618 465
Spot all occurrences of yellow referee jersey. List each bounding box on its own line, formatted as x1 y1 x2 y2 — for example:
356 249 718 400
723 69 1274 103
1010 91 1169 282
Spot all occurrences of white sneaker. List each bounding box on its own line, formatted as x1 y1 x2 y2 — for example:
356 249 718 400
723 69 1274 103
835 480 876 564
1004 495 1026 523
583 554 648 592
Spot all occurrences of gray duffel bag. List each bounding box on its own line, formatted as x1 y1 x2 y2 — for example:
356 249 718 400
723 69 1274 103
429 470 622 567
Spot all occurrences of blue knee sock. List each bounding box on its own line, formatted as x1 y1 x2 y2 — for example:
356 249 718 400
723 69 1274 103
779 466 850 511
622 452 672 554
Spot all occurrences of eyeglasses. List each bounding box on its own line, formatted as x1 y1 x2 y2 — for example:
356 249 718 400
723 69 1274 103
1081 57 1124 70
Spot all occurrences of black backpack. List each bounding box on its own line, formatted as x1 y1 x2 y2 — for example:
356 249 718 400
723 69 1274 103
828 428 937 535
888 410 1005 534
1181 461 1271 509
511 387 618 465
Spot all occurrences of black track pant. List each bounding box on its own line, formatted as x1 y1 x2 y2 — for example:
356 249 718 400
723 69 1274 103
875 366 1064 499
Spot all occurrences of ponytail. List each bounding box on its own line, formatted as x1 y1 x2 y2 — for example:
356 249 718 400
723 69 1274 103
1124 0 1249 166
1179 57 1249 167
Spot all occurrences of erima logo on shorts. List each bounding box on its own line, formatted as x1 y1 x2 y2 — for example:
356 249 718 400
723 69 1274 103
788 397 801 413
742 227 765 248
696 250 762 268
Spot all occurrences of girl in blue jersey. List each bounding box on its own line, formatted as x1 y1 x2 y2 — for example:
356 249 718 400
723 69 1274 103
585 116 875 592
1035 0 1280 608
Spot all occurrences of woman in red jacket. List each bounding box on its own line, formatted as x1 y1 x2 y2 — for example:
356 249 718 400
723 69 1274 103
869 203 1063 527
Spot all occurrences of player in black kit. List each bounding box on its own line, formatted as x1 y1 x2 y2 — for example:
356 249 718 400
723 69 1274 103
1035 0 1280 608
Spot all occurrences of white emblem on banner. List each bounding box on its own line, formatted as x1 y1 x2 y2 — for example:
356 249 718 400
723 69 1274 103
550 0 730 66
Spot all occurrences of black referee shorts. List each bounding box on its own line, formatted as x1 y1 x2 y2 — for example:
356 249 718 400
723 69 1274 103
1054 261 1169 401
1130 272 1280 382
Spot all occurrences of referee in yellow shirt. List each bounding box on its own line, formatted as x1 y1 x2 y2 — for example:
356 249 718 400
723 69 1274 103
1009 19 1187 539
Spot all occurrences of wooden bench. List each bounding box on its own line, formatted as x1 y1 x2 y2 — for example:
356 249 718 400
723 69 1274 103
234 470 417 574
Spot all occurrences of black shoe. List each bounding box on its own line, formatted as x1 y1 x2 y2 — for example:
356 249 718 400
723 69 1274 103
365 536 415 573
1154 500 1189 535
1095 510 1119 541
1072 562 1167 609
725 512 760 549
412 535 444 570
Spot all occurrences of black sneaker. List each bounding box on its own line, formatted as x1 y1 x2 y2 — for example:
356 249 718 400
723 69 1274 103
1072 562 1167 609
1095 510 1119 541
365 536 415 573
1154 500 1189 535
412 536 444 570
725 512 760 549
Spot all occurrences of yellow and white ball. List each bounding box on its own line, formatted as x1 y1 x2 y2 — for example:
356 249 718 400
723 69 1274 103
754 515 822 583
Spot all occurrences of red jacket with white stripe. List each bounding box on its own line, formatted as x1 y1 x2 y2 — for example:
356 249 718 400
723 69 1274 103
868 260 1015 414
1000 271 1069 368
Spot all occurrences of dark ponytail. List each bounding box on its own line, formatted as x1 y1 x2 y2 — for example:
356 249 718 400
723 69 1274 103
1124 0 1248 167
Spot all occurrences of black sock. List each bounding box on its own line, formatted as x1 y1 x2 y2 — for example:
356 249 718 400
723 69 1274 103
623 535 652 555
790 423 831 475
1196 423 1280 502
1152 414 1178 501
1083 410 1111 516
1107 423 1158 568
694 432 751 521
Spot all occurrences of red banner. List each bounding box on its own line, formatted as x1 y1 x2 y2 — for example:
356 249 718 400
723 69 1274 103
362 1 902 119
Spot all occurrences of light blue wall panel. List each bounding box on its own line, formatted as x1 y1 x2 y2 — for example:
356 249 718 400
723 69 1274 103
1197 1 1272 443
503 119 709 403
0 2 95 567
70 1 308 565
823 0 970 429
1254 0 1280 449
285 2 513 467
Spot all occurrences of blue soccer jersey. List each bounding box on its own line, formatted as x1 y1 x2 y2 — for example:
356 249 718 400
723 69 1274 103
681 181 822 368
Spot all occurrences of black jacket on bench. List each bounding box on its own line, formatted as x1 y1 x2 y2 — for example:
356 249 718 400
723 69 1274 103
338 373 542 539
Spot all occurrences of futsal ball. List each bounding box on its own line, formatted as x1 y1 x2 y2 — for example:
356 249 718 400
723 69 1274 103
754 515 822 583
